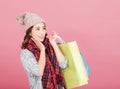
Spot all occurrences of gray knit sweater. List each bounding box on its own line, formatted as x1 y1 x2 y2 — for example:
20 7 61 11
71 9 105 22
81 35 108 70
20 49 68 89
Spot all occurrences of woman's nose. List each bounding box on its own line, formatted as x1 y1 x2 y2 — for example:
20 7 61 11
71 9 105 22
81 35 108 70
39 29 44 34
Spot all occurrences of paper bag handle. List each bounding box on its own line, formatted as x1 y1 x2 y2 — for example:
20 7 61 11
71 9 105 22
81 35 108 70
54 35 65 44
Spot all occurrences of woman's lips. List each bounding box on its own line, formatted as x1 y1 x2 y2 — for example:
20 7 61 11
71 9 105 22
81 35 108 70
38 36 45 39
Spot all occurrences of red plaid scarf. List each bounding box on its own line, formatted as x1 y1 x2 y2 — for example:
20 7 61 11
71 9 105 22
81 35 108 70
27 36 66 89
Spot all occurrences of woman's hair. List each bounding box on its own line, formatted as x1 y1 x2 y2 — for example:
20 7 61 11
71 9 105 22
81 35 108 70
21 26 33 49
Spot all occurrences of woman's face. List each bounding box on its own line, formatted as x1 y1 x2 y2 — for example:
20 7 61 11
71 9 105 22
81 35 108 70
30 22 46 41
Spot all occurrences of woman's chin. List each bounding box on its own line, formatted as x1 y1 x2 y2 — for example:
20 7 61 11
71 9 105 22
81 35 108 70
40 39 44 41
40 38 45 42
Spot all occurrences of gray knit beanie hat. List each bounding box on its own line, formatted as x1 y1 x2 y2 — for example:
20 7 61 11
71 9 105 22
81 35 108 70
16 12 45 31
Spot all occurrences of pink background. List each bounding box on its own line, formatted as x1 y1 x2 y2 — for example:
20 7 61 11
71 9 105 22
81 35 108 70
0 0 120 89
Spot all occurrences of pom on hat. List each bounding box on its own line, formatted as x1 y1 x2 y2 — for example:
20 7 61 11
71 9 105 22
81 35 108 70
16 13 26 25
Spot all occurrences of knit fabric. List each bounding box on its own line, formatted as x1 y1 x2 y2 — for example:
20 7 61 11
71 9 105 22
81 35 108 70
17 12 45 31
26 36 67 89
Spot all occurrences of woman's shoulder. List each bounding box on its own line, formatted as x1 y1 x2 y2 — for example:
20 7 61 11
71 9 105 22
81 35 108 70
20 49 34 59
21 49 33 55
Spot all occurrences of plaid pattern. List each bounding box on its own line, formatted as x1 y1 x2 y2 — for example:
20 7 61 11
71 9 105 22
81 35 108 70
27 36 66 89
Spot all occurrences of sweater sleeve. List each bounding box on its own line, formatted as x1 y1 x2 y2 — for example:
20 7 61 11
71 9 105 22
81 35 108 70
58 57 68 69
20 49 41 76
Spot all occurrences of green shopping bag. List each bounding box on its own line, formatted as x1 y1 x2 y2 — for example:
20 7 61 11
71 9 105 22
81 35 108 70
58 41 88 89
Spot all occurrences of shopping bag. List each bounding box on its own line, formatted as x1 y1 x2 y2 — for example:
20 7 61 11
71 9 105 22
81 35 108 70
58 41 88 89
80 52 91 76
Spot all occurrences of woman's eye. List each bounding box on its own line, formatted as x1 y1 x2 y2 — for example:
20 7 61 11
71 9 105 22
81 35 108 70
43 27 46 30
36 28 40 30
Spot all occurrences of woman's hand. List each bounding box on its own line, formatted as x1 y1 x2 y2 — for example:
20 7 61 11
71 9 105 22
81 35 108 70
49 32 60 45
31 36 45 51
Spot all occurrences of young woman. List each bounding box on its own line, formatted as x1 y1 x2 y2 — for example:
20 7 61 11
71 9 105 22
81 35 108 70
17 12 68 89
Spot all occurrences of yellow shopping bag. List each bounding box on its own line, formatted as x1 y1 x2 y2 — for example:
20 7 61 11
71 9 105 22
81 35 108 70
58 41 88 89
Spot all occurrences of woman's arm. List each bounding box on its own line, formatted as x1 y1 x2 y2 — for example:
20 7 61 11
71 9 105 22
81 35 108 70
37 50 46 76
49 32 66 62
31 37 46 76
51 42 66 62
51 42 68 69
20 49 45 77
49 32 68 68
